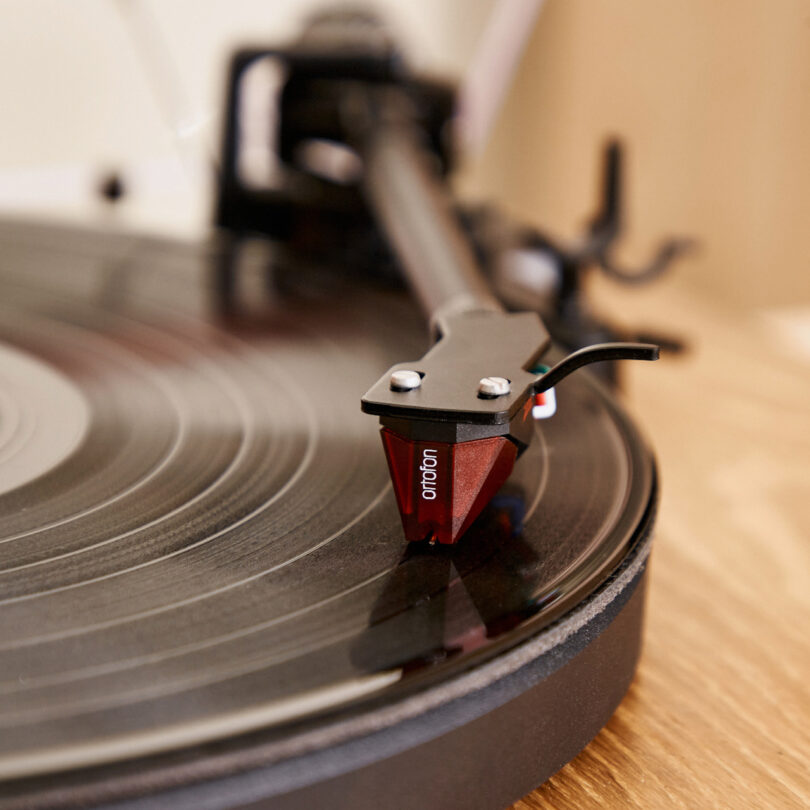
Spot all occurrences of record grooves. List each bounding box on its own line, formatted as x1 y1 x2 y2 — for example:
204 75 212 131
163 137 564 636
0 222 656 809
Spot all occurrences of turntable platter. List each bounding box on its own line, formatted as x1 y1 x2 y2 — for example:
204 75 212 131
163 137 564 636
0 221 655 809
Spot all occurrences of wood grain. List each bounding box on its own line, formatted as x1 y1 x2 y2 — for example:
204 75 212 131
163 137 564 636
513 276 810 809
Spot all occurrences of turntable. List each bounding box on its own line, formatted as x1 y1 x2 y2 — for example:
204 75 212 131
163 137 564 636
0 11 685 809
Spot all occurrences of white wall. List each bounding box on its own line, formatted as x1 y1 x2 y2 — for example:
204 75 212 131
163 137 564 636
0 0 494 235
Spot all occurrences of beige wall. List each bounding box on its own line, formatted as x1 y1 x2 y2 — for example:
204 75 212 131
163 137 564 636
464 0 810 308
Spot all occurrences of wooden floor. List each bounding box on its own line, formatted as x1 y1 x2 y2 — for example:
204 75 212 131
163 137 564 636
513 276 810 809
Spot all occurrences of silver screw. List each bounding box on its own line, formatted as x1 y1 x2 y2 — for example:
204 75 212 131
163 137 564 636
390 369 422 391
478 376 510 398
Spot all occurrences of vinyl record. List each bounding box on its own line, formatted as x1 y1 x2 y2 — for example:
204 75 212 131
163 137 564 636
0 221 656 809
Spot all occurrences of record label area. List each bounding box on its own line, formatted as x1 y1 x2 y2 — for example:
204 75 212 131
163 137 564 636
0 344 90 497
0 223 655 809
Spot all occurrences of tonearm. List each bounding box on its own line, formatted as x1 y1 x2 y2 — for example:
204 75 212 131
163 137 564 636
214 11 682 544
